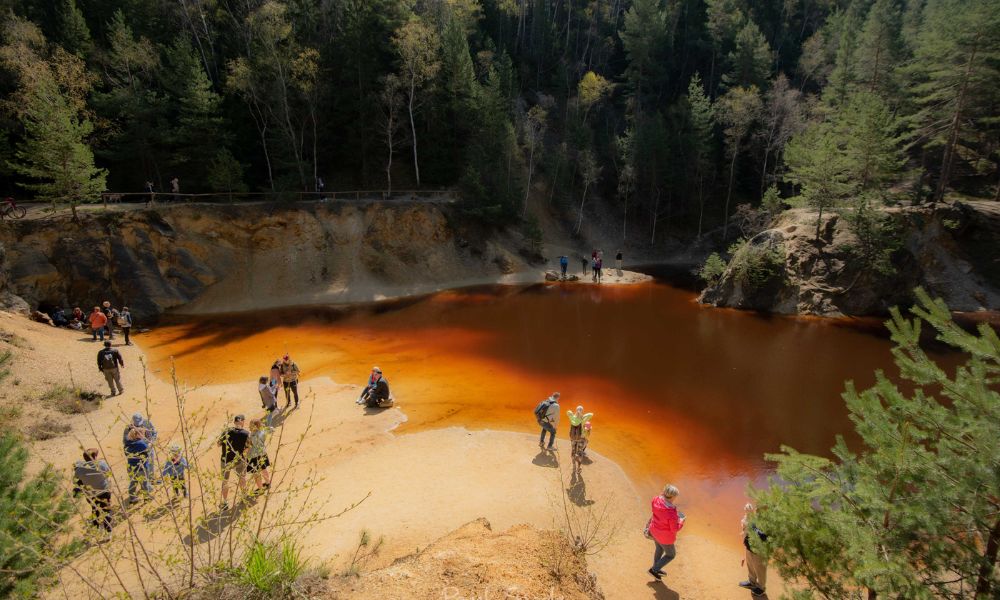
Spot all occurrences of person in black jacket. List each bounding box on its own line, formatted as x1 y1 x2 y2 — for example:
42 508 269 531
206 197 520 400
739 503 768 597
357 366 391 407
97 340 125 396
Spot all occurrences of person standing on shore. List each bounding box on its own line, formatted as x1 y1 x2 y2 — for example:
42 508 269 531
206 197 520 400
73 448 112 537
534 392 560 450
580 256 588 276
567 405 593 463
646 484 685 581
101 301 118 340
247 419 273 492
259 376 278 426
97 340 124 396
124 428 153 504
219 415 250 511
269 359 282 389
558 255 569 279
89 306 107 342
596 255 603 283
120 307 133 345
279 354 301 409
616 249 623 276
739 503 768 597
161 444 189 499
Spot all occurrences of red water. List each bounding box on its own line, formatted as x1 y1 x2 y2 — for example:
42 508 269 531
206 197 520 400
141 282 919 544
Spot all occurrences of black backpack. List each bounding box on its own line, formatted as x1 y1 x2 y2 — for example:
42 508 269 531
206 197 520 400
99 350 118 370
533 399 552 419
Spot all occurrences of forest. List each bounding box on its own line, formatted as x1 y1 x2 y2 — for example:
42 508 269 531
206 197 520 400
0 0 998 241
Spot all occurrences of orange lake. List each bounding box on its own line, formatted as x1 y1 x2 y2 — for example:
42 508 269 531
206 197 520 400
140 281 928 547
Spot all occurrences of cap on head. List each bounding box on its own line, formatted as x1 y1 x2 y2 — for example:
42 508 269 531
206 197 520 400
372 366 382 374
169 444 181 454
104 340 112 347
234 414 245 423
132 413 143 425
122 306 129 311
283 354 290 360
551 392 560 399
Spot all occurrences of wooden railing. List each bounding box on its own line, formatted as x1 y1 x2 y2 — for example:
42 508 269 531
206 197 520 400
98 189 456 206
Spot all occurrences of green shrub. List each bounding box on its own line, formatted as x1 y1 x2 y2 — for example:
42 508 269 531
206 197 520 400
698 252 728 285
0 433 74 598
727 238 785 291
238 537 309 594
38 385 101 414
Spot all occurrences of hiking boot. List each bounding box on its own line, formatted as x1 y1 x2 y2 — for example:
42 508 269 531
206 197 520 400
219 502 229 511
739 581 753 589
647 568 662 580
751 588 766 597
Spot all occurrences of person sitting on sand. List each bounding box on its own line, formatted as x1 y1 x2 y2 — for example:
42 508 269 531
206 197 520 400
357 366 391 407
567 405 593 461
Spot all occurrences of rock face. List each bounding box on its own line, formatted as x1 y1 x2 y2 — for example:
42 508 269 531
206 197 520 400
699 201 1000 316
0 203 532 320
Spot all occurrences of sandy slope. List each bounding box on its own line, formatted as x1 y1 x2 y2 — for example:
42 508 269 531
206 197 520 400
2 312 780 599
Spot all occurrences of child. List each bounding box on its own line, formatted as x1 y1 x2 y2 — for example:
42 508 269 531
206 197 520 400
161 444 189 499
582 421 593 456
259 376 278 426
567 405 593 462
247 419 273 492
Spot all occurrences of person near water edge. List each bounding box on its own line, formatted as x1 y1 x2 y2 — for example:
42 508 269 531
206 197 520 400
646 484 685 581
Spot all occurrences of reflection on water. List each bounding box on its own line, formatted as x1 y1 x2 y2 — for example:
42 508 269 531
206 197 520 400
142 282 934 544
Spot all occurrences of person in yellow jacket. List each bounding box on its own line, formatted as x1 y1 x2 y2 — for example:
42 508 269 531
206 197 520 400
567 406 593 462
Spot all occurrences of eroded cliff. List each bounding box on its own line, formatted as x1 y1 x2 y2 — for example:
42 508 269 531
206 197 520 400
699 200 1000 316
0 202 536 319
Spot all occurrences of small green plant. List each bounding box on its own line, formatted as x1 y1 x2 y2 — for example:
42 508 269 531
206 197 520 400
843 199 901 276
342 529 383 577
941 217 960 231
727 238 785 291
38 384 101 414
237 537 309 593
0 349 13 384
698 252 728 285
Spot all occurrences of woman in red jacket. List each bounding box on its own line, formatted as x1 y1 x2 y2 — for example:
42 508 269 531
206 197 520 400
647 484 685 580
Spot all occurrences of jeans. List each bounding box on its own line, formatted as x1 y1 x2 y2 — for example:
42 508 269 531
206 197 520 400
127 461 153 501
652 541 676 572
539 421 556 447
92 327 104 341
283 380 299 406
123 327 131 344
89 491 112 532
560 264 567 277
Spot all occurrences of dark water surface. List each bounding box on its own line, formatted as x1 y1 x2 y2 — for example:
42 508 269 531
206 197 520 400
142 282 934 543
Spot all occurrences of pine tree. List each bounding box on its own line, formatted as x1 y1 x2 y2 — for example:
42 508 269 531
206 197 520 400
56 0 92 57
621 0 668 111
825 1 866 106
0 433 74 598
723 18 772 90
840 90 907 192
165 37 225 187
752 289 1000 598
783 121 855 240
854 0 904 99
908 0 1000 202
686 73 715 238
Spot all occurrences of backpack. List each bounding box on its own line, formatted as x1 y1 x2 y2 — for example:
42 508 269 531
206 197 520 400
533 399 552 420
99 350 118 371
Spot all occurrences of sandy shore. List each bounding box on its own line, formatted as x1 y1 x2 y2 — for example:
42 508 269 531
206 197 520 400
2 312 779 599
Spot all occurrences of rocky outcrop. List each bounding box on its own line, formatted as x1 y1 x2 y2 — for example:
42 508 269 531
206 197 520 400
699 201 1000 316
0 202 534 320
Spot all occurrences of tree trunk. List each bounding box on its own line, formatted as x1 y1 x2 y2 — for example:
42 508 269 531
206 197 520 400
815 202 824 241
723 145 739 241
697 176 705 239
523 144 535 217
651 188 661 244
575 183 589 234
622 191 628 242
975 517 1000 597
407 77 421 187
935 33 981 203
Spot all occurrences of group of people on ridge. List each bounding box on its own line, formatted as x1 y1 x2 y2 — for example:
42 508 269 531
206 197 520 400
556 249 625 282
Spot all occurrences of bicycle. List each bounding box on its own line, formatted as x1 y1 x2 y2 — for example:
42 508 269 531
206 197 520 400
1 198 26 220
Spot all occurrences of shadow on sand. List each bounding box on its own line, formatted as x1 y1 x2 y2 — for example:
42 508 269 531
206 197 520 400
531 448 559 468
566 467 595 506
183 494 259 545
646 581 680 600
